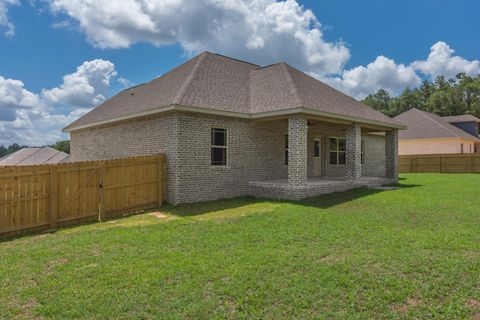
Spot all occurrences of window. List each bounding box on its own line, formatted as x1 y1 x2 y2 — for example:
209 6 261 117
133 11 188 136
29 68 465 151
461 143 464 154
329 138 346 165
314 140 320 158
284 134 289 165
211 128 227 166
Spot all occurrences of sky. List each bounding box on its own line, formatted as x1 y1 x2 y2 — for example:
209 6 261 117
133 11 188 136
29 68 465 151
0 0 479 146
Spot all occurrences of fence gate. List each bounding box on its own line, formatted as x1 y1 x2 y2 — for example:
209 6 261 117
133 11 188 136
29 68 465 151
0 154 166 238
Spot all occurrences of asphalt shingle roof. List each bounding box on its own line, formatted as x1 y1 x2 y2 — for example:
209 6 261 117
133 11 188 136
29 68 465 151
65 51 402 131
0 147 69 166
394 108 480 141
442 114 480 123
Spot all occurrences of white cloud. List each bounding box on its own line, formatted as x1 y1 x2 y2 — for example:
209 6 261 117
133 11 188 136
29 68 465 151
117 77 133 89
41 59 117 110
0 0 19 37
45 1 479 99
47 0 350 76
0 60 119 146
411 41 480 79
323 56 422 99
321 42 480 99
0 77 39 121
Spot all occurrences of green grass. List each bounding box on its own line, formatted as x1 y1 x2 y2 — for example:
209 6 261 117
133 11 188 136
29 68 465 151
0 174 479 319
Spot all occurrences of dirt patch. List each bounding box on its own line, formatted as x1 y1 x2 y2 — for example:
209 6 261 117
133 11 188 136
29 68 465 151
150 211 168 219
43 258 69 275
392 297 420 313
17 299 42 320
318 254 345 263
466 299 480 308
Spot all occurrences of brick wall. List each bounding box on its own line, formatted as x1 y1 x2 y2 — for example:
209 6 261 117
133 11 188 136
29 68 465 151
385 129 399 179
70 112 391 204
287 115 308 186
346 124 362 180
174 113 288 203
71 112 289 204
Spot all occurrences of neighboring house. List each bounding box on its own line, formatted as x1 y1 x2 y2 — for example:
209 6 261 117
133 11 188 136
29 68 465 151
442 115 480 138
64 52 404 204
394 108 480 155
0 147 69 166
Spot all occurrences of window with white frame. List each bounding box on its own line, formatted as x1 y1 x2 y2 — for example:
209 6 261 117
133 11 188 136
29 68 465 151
329 138 346 165
211 128 227 166
284 134 289 165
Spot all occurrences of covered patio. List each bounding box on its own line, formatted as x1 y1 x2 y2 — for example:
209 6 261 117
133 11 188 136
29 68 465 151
249 114 399 200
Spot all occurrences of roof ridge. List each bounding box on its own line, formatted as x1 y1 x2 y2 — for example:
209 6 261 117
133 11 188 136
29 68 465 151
213 53 260 67
173 52 207 105
43 147 66 163
254 62 282 70
120 82 145 93
18 147 44 165
443 114 480 123
281 63 303 107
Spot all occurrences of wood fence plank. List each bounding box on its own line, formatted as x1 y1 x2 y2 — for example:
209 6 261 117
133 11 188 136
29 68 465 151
0 154 166 238
399 154 480 173
49 166 58 230
98 163 106 222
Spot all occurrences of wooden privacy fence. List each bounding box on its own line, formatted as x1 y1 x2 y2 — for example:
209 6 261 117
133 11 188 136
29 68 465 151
399 153 480 173
0 154 166 238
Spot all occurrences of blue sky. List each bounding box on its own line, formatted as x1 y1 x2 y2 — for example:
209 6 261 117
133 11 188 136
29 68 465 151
0 0 479 146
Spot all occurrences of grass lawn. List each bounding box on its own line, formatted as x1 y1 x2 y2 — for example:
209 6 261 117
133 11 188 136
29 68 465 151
0 174 479 319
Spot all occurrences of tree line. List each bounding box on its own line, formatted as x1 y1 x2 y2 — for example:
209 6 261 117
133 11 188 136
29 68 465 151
0 140 70 158
362 73 480 118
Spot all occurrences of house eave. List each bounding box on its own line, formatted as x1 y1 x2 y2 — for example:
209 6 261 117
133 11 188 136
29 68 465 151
399 136 480 143
63 104 406 133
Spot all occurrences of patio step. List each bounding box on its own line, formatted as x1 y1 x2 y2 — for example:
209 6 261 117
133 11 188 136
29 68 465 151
361 181 383 188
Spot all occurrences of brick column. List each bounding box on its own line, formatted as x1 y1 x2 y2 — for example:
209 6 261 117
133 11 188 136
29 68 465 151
346 123 362 181
288 115 308 187
385 129 399 179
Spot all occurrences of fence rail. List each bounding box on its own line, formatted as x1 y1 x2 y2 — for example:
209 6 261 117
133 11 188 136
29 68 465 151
399 153 480 173
0 154 166 238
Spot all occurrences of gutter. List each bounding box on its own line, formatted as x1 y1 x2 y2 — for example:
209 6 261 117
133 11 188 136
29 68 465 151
63 104 406 133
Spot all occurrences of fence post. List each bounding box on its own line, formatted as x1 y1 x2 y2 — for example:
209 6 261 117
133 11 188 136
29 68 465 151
49 166 58 230
98 162 106 222
157 156 165 207
439 155 442 173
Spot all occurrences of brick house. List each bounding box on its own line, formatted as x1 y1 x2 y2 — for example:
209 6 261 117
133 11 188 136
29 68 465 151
64 52 405 204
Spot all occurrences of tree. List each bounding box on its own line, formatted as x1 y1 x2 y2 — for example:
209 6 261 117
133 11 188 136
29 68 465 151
0 145 7 158
0 143 27 158
362 73 480 118
50 140 70 154
391 87 424 116
362 89 393 116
